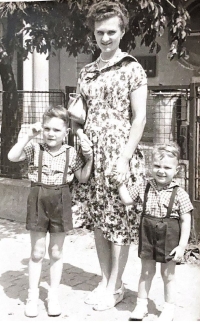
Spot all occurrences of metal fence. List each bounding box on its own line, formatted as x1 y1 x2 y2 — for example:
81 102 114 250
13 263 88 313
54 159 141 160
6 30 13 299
0 87 190 191
141 86 190 191
0 90 65 178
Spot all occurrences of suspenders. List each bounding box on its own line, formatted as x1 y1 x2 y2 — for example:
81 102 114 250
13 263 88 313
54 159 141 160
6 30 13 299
37 145 70 184
142 182 179 218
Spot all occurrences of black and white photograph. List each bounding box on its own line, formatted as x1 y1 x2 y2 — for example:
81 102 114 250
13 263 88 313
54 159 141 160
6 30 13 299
0 0 199 321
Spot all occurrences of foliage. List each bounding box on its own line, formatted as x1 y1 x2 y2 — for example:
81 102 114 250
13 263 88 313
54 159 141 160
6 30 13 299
0 0 191 61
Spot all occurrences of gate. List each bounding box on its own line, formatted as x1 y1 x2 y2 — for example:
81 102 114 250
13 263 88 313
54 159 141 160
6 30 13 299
189 79 200 240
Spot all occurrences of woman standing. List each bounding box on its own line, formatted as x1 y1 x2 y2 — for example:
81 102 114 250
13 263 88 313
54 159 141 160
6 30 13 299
72 1 147 311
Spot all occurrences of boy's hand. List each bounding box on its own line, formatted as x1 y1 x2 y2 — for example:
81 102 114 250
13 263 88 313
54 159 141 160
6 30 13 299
80 133 93 160
170 245 185 262
80 133 93 147
82 145 93 161
27 122 42 139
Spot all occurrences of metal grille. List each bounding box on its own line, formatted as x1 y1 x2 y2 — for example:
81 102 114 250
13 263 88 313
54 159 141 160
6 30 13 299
194 87 200 200
0 87 190 189
0 90 65 178
141 87 190 191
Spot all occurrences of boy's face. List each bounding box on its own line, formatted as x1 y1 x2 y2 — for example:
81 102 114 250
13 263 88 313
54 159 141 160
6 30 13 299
151 154 179 188
43 117 68 151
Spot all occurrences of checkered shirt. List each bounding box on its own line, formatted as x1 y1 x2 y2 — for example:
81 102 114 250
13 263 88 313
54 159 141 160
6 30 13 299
128 178 193 219
24 142 84 185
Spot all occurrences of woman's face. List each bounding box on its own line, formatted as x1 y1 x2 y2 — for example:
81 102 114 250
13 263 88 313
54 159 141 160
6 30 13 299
94 16 124 55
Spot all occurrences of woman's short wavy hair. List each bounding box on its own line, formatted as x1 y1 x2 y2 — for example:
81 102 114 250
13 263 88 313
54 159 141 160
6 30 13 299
86 1 129 32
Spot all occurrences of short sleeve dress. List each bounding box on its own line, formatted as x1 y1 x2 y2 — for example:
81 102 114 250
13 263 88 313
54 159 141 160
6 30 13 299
72 50 147 245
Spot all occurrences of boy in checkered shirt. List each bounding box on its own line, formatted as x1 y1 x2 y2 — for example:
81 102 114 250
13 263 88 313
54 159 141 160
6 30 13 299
118 142 193 321
8 106 93 318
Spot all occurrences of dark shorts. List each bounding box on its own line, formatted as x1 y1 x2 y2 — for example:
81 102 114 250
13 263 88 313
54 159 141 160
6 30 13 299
138 214 180 263
26 182 73 233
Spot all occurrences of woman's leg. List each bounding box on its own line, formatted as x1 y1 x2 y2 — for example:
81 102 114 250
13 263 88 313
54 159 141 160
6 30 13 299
94 227 112 286
84 228 111 304
25 231 46 317
129 259 156 320
106 242 130 292
92 232 130 311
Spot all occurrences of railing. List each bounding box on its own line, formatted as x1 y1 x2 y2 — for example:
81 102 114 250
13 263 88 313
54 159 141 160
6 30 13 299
0 87 190 191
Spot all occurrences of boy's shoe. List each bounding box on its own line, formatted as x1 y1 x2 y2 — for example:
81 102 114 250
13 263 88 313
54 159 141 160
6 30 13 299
47 298 61 316
24 288 39 317
157 302 175 321
47 290 61 316
129 297 148 321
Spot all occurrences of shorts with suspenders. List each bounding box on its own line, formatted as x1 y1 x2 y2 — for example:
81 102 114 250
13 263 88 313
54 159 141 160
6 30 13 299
26 146 73 233
138 182 180 263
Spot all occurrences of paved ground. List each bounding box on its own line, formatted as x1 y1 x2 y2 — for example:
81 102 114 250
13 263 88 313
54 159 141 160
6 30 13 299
0 217 200 322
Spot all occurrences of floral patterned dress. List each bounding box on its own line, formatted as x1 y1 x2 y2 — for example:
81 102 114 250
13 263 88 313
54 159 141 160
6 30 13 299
73 50 147 245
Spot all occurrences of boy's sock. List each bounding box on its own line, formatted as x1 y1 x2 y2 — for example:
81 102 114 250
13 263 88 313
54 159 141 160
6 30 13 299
24 288 39 317
157 302 175 321
129 297 148 321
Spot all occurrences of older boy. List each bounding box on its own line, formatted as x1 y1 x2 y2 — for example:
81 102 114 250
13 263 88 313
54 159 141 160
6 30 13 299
8 106 93 317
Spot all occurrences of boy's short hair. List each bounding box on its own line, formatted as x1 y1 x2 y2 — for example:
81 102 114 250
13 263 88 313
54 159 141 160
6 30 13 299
43 105 69 127
152 142 180 162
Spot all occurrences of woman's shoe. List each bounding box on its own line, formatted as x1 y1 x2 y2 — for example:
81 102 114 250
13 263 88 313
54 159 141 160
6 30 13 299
129 298 148 321
93 284 125 311
24 288 39 317
84 284 106 305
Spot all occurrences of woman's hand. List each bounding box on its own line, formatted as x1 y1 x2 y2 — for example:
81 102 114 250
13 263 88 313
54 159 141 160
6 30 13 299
115 156 130 184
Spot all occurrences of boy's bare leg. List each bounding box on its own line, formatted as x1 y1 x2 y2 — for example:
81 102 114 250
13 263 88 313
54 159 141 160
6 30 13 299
158 260 176 321
129 259 156 320
47 232 66 316
138 259 156 298
161 260 176 303
48 232 66 291
29 231 47 289
25 231 46 317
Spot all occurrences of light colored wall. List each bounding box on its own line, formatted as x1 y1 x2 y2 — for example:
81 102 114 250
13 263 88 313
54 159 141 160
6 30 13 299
49 49 92 91
130 31 196 87
49 30 198 89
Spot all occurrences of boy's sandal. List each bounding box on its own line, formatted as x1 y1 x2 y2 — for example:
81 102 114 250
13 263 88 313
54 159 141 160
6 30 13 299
93 284 125 311
84 284 106 305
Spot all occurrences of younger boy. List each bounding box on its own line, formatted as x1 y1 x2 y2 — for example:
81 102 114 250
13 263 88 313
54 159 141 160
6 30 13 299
8 106 93 318
118 142 193 321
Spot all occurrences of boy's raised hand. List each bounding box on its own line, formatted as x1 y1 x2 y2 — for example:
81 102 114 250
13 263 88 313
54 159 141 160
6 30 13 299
27 122 43 139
